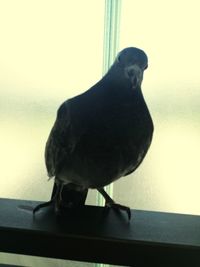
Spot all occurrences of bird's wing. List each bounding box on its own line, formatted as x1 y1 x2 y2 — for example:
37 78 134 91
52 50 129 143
45 101 77 178
124 133 153 177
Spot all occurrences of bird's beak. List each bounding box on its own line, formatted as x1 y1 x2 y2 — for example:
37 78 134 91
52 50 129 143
125 64 143 89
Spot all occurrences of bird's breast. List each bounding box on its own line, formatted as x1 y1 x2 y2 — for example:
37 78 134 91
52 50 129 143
64 100 153 188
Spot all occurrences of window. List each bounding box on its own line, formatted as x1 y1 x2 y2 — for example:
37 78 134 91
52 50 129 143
0 0 200 266
0 1 104 266
115 0 200 215
0 0 104 204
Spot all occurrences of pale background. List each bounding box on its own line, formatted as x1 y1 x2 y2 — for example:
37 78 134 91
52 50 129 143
0 0 200 266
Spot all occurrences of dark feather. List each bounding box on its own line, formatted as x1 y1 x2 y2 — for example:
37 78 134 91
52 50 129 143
36 47 154 215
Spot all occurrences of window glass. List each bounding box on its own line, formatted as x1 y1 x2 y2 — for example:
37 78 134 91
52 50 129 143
1 1 200 266
0 1 104 266
0 253 95 267
0 0 104 205
114 0 200 215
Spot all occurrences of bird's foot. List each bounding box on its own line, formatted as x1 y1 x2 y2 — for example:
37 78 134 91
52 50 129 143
33 180 65 215
105 201 131 220
33 199 55 214
97 188 131 220
33 199 64 215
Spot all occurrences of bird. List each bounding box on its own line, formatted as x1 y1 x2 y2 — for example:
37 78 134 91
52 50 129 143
33 47 154 220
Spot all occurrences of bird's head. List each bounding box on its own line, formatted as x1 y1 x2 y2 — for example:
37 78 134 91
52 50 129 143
116 47 148 89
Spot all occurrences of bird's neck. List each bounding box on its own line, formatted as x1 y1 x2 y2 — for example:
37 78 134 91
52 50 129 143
87 63 143 103
104 63 127 86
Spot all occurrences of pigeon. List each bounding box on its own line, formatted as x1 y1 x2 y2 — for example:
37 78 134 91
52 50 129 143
33 47 154 220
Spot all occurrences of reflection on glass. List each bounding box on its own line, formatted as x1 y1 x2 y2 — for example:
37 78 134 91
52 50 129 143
115 0 200 215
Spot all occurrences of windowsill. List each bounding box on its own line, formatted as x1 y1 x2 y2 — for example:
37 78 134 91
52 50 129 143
0 198 200 266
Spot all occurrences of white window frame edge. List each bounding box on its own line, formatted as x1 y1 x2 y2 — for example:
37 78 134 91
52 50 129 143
96 0 122 220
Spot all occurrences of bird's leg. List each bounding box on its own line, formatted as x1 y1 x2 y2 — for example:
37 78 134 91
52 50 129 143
33 180 64 214
97 188 131 220
54 181 64 214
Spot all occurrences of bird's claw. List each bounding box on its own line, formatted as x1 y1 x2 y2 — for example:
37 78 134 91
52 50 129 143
32 200 55 214
106 202 131 220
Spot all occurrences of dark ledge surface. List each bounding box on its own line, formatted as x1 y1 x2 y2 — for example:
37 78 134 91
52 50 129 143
0 198 200 266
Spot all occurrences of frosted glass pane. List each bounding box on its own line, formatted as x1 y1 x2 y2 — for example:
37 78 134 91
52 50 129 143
0 0 104 202
0 1 104 266
0 253 94 267
114 0 200 215
0 253 124 267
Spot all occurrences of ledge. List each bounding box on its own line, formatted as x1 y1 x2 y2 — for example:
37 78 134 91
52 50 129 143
0 198 200 266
